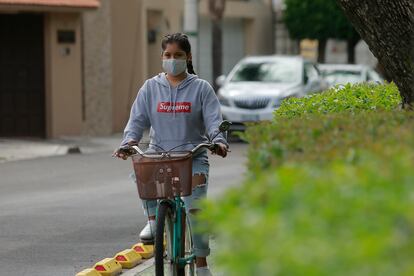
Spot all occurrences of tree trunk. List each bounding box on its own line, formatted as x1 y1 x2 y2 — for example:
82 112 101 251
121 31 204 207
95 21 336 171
337 0 414 109
209 0 226 92
346 37 359 64
376 62 392 82
317 39 327 63
212 19 222 92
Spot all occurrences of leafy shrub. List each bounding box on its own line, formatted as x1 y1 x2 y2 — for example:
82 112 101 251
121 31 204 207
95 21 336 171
244 110 414 172
200 83 414 275
201 152 414 276
275 83 401 119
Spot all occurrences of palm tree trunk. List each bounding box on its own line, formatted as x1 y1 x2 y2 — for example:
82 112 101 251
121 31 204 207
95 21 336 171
317 39 327 63
212 19 222 91
209 0 226 92
347 37 359 64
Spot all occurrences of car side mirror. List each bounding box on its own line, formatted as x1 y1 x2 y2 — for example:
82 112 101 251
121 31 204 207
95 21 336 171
216 75 226 87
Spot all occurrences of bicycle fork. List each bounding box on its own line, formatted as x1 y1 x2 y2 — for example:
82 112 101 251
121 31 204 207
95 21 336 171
163 197 195 269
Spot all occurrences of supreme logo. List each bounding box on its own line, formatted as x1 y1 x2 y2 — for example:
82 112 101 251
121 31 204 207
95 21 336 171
157 102 192 113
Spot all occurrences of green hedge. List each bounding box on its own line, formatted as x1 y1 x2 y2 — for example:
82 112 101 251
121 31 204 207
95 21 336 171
275 83 401 119
245 111 414 172
200 84 414 275
202 152 414 276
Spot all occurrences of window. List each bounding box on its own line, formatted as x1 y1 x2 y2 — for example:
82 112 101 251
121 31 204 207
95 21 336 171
231 60 302 83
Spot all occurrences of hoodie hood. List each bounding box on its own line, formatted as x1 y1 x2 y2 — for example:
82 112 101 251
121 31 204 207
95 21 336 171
154 73 198 89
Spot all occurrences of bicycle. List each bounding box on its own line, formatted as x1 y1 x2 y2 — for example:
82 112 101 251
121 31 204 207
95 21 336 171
120 121 231 276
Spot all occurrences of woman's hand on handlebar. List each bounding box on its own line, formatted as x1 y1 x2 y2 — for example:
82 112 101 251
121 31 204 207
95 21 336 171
210 143 229 158
112 140 137 160
112 148 129 160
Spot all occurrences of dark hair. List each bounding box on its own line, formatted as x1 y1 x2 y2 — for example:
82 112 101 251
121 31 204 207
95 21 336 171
161 33 196 75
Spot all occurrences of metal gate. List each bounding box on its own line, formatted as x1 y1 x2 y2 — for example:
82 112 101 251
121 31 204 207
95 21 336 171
0 13 45 137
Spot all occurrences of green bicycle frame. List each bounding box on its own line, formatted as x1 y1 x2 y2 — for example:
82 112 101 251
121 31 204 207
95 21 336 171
158 196 196 269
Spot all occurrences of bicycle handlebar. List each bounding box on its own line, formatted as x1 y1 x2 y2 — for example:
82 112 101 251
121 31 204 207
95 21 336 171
119 142 217 159
117 120 232 159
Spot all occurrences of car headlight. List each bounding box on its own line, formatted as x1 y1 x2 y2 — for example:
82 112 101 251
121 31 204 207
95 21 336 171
218 94 231 107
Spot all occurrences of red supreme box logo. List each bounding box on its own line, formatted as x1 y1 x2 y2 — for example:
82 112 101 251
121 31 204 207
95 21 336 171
157 102 191 113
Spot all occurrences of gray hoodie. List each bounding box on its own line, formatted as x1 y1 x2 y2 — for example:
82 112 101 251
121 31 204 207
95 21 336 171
120 73 227 152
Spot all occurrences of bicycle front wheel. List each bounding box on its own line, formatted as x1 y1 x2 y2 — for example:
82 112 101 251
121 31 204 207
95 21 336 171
155 202 186 276
184 215 195 276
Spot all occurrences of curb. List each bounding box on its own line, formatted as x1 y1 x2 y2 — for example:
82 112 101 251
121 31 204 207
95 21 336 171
121 258 154 276
76 243 155 276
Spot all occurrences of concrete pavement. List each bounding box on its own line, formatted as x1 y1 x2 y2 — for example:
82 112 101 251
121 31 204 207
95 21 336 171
128 240 224 276
0 138 247 276
0 134 124 163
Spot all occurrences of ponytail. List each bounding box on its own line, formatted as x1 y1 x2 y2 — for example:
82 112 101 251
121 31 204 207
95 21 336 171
187 60 196 75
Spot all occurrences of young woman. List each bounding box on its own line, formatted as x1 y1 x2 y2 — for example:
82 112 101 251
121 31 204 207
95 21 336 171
113 33 228 276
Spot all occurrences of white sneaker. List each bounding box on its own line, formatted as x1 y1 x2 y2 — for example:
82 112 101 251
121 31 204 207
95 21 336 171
196 266 212 276
139 220 156 243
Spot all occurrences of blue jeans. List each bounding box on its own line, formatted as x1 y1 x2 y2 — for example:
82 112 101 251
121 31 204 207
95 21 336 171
131 151 210 257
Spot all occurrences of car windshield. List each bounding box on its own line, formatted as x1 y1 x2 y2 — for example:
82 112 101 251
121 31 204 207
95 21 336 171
230 60 301 83
322 70 363 85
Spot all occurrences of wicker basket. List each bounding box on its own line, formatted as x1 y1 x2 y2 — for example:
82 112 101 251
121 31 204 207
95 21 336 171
132 152 193 200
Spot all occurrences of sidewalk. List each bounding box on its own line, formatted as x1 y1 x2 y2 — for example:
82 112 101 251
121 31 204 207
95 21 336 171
0 134 123 163
125 239 223 276
0 131 242 163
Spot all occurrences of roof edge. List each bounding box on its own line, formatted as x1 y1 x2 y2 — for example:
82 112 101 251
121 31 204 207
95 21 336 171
0 0 99 9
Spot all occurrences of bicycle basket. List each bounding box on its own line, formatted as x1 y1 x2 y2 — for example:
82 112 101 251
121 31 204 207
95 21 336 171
132 152 193 200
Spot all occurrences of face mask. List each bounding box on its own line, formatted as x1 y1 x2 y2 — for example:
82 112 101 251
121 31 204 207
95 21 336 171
162 59 187 76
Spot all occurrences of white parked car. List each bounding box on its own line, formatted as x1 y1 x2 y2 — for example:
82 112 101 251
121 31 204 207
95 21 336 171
318 64 383 88
216 55 326 131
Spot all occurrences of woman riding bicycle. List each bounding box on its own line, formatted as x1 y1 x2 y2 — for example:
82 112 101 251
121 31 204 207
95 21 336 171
113 33 228 276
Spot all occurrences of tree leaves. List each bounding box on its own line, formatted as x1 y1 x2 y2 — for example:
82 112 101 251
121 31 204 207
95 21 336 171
283 0 359 41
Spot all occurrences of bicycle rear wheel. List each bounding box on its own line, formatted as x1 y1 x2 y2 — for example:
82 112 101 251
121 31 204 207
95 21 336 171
155 202 186 276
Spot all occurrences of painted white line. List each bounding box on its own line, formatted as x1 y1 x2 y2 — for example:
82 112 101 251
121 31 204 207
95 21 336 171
121 258 155 276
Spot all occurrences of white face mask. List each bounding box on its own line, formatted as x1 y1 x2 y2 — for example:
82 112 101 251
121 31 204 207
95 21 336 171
162 59 187 76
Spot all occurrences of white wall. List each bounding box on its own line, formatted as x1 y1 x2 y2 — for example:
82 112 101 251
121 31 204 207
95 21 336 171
325 39 347 64
199 16 245 84
323 39 378 67
356 40 378 67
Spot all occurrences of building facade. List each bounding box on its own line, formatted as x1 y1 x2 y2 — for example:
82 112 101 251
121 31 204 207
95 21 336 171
0 0 99 138
0 0 273 138
272 0 299 55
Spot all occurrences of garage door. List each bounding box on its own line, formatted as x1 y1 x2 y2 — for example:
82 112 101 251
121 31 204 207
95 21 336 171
0 14 45 137
199 17 245 84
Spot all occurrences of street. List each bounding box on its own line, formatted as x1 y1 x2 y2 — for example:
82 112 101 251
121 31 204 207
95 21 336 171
0 143 247 276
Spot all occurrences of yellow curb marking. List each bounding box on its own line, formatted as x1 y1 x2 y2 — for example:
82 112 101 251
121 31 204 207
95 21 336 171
76 268 100 276
131 243 154 259
114 248 143 269
93 258 122 276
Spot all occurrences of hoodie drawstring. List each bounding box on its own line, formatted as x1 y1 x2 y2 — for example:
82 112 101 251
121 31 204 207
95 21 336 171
169 83 177 118
169 84 173 116
173 86 178 118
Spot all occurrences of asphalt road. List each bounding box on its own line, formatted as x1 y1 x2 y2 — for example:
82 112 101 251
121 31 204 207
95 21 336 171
0 143 247 276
